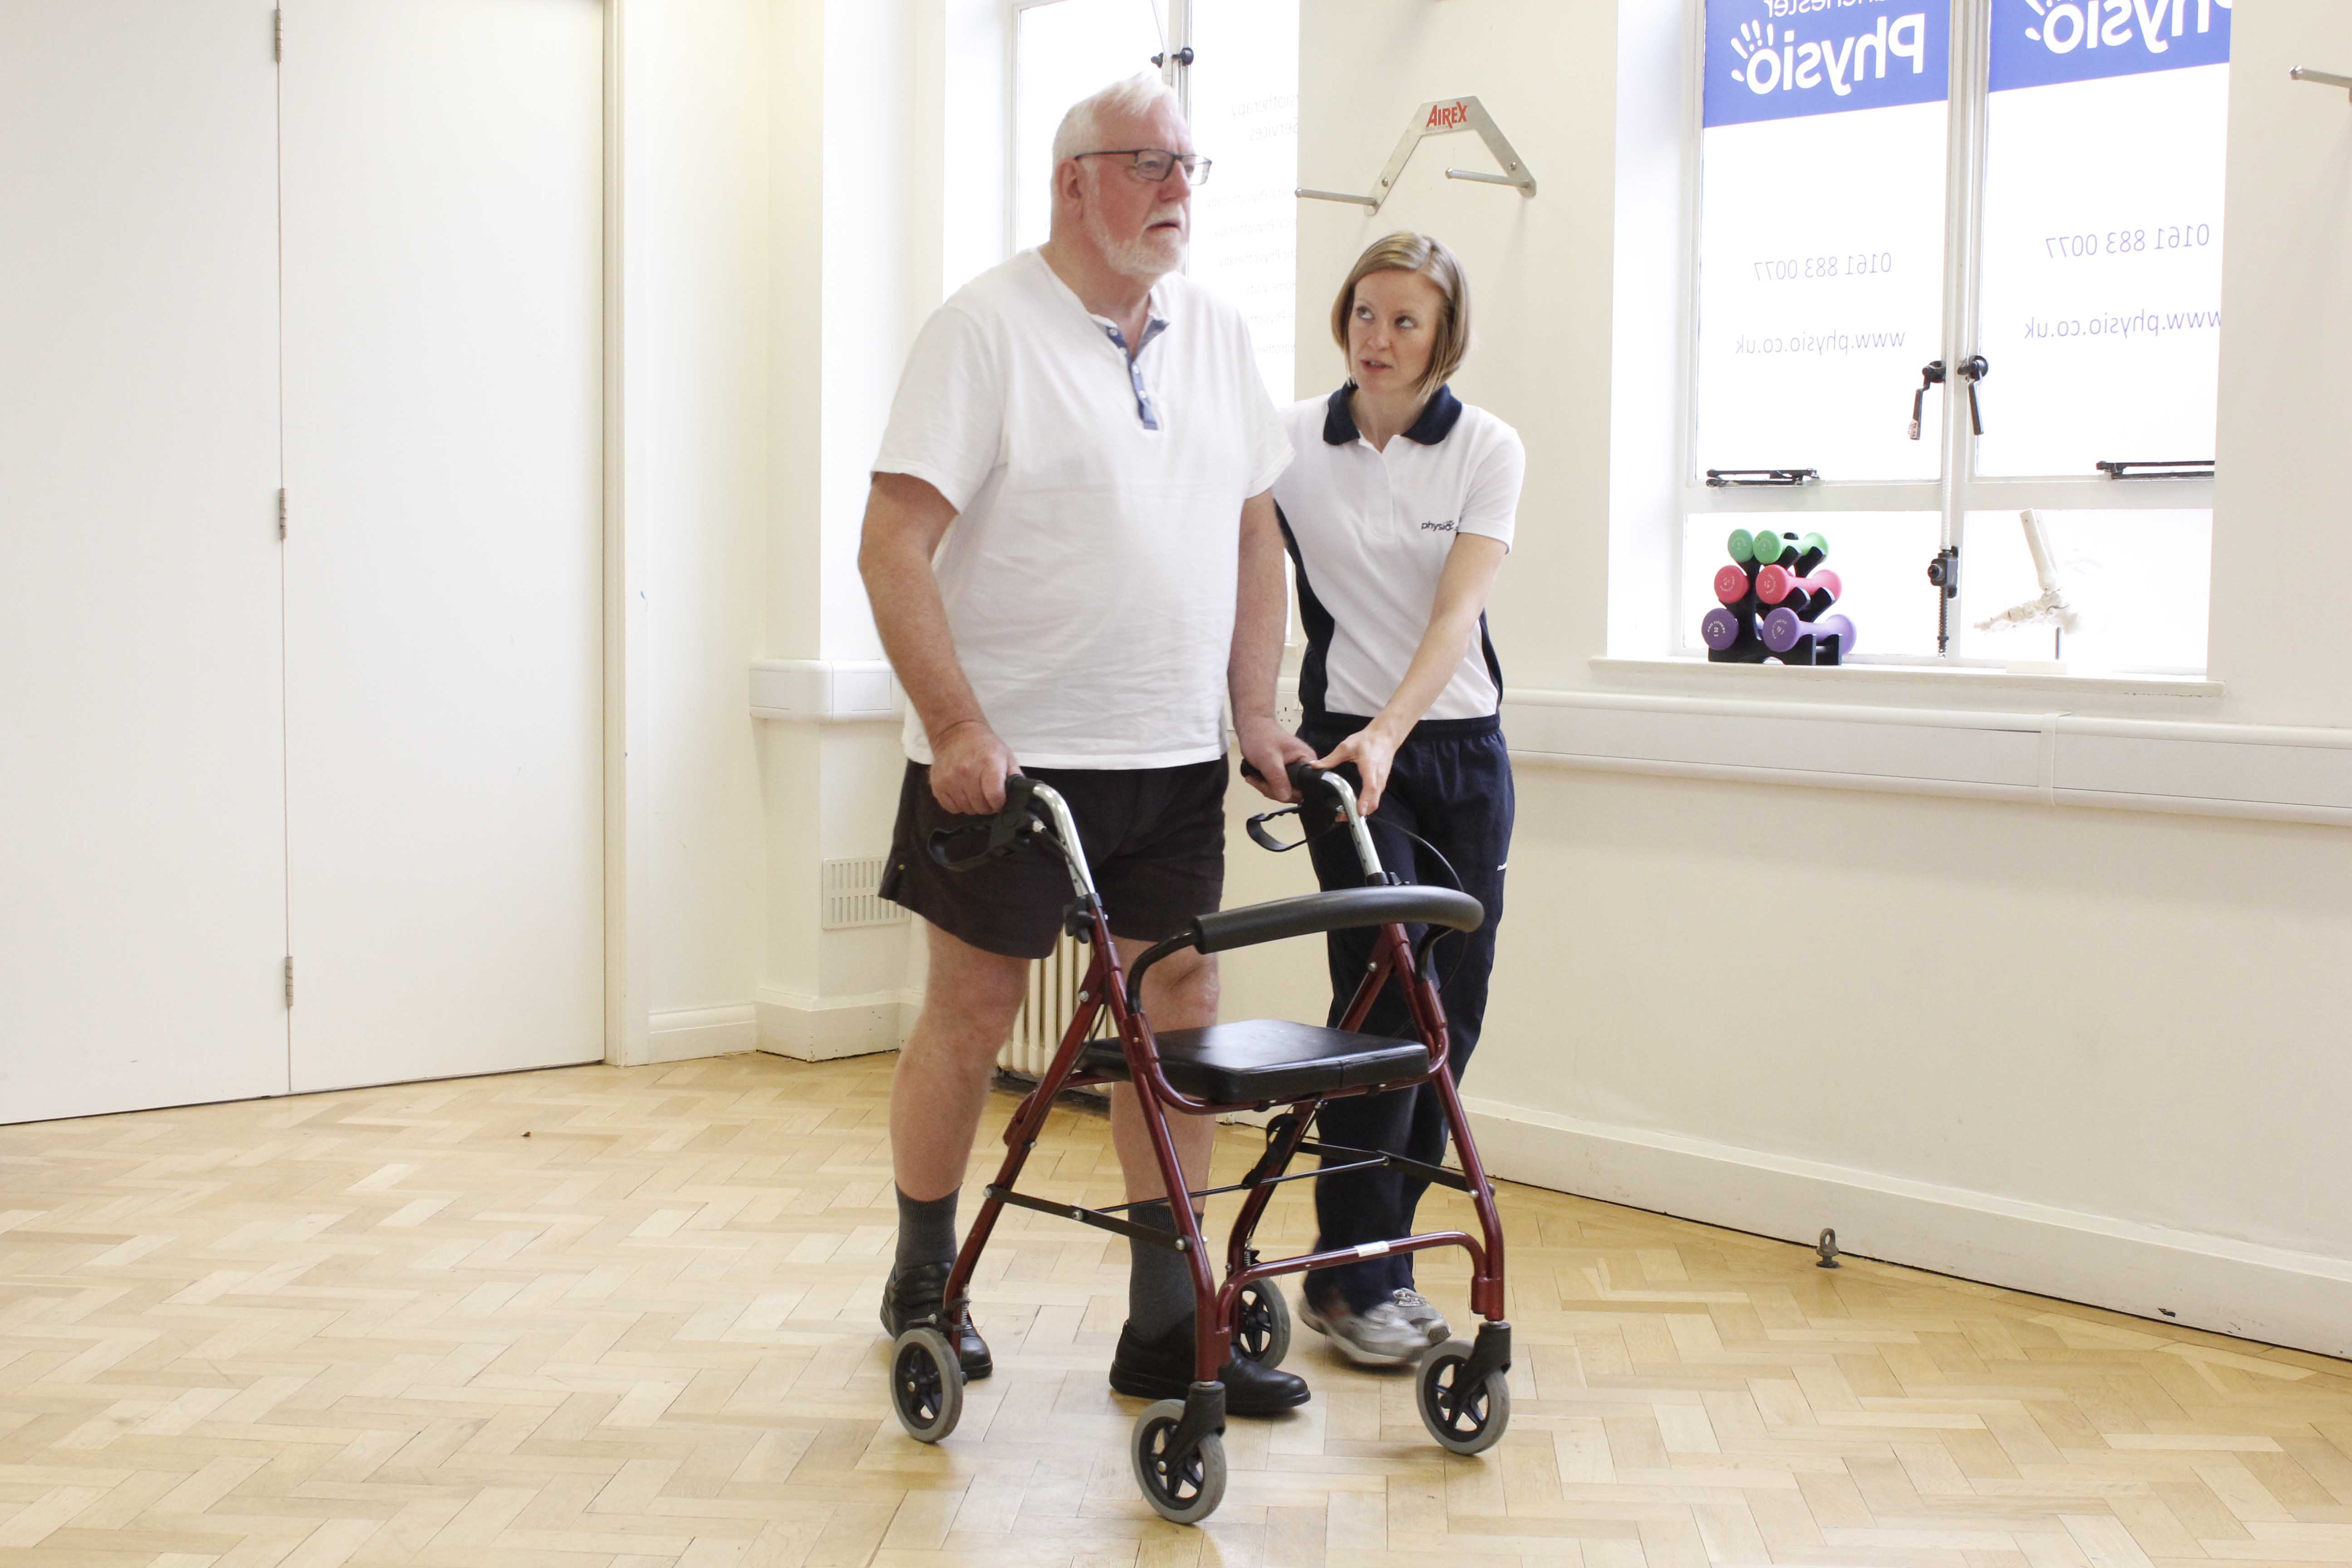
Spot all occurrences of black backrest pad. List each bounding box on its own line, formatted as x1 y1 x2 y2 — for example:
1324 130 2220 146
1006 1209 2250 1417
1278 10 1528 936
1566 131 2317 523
1189 885 1483 955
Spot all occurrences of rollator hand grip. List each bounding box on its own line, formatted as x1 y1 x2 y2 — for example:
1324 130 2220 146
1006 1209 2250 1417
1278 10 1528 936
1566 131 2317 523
926 773 1045 871
1239 758 1338 795
1240 757 1359 805
1241 760 1355 853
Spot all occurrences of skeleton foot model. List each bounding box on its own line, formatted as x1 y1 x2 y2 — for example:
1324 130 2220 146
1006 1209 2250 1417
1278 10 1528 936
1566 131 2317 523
1975 509 2078 662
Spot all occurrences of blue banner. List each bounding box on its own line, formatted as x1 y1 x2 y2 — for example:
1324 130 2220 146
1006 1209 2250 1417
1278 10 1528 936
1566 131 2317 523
1989 0 2230 91
1704 0 1950 128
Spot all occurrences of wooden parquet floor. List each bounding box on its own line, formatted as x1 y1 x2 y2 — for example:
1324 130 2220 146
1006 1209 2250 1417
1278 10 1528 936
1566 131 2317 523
3 1053 2350 1568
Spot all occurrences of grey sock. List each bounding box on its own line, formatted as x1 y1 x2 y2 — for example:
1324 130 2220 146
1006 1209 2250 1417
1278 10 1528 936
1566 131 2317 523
893 1186 959 1274
1127 1200 1200 1340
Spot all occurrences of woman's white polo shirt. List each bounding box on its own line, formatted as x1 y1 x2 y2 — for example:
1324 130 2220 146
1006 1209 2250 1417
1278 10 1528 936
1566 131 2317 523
1271 386 1526 724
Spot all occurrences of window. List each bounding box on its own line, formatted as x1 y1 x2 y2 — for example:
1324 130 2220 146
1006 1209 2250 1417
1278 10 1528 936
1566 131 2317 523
1011 0 1299 404
1180 3 1300 402
1012 1 1162 255
1683 0 2229 674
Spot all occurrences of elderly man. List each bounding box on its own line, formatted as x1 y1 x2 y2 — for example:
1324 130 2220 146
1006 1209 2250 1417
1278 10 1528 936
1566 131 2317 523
860 73 1313 1414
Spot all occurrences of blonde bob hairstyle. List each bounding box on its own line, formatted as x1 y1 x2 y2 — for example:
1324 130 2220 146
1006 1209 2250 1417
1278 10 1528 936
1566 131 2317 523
1329 232 1471 396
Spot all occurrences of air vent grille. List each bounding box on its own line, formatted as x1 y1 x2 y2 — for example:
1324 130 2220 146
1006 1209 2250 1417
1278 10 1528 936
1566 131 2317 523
821 857 906 930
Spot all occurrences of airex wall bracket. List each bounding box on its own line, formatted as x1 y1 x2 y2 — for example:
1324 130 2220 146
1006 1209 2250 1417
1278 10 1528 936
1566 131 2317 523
1297 96 1538 212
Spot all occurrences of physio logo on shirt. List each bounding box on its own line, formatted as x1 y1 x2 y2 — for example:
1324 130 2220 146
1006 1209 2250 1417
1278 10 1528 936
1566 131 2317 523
1990 0 2229 91
1420 519 1458 534
1704 0 1947 128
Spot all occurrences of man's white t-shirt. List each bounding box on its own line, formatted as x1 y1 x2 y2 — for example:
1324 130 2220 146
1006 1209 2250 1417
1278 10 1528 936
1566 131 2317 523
1271 386 1526 722
873 249 1293 769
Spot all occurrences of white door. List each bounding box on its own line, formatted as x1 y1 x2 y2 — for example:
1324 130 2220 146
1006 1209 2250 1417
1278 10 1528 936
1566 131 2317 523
0 3 290 1123
280 0 605 1091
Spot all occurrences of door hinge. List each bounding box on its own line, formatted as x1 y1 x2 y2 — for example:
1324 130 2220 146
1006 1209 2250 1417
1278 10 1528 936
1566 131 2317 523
284 956 294 1007
277 488 287 539
274 10 283 62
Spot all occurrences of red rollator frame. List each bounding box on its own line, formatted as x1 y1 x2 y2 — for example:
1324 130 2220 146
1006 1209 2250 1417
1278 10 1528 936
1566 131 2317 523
884 764 1512 1524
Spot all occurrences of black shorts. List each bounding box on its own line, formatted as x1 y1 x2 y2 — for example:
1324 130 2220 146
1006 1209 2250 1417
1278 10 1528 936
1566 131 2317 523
878 759 1228 960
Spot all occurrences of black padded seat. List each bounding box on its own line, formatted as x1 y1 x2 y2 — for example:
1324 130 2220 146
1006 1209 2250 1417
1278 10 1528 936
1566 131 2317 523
1079 1018 1431 1106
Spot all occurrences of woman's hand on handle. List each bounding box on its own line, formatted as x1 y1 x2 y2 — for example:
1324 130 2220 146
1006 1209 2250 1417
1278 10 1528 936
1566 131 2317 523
1236 714 1318 803
930 718 1017 816
1315 721 1401 814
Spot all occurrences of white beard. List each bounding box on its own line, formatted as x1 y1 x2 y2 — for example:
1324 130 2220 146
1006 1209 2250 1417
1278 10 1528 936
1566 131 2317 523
1084 204 1186 282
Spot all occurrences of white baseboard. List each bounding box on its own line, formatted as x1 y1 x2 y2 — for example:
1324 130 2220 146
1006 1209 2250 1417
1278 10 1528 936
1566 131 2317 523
1463 1095 2352 1361
641 1004 760 1064
757 986 915 1062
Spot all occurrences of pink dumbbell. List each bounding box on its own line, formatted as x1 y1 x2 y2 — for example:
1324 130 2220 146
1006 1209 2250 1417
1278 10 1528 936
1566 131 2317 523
1755 564 1840 611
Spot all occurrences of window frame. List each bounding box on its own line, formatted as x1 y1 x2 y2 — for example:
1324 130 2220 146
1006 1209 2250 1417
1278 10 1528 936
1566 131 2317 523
1008 7 1189 135
1674 0 2218 672
1008 0 1300 409
1007 0 1181 261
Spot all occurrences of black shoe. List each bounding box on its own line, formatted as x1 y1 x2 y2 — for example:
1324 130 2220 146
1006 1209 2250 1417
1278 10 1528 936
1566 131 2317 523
880 1262 992 1380
1108 1318 1310 1415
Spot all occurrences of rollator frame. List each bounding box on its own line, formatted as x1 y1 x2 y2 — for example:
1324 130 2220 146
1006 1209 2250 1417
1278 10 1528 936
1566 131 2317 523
894 764 1513 1520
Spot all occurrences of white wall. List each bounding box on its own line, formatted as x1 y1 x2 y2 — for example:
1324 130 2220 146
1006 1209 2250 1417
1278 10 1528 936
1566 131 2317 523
754 0 945 1060
619 0 773 1059
1211 0 2352 1356
604 0 958 1069
2210 5 2352 730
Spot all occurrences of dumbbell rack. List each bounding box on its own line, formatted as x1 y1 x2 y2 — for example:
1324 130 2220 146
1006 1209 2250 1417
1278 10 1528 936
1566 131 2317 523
1700 529 1856 666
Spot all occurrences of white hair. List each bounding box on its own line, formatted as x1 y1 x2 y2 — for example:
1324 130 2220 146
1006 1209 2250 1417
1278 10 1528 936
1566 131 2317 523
1050 71 1180 171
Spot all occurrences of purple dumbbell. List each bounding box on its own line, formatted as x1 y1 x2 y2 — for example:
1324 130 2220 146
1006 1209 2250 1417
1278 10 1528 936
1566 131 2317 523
1763 608 1856 656
1701 606 1748 650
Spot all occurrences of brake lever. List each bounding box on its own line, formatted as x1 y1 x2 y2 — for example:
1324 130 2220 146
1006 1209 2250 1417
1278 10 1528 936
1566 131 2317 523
1245 808 1309 853
926 773 1046 869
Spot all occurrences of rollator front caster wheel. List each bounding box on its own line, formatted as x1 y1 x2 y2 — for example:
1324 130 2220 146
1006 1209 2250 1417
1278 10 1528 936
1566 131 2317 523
889 1326 963 1443
1131 1398 1227 1524
1233 1280 1291 1367
1416 1339 1510 1455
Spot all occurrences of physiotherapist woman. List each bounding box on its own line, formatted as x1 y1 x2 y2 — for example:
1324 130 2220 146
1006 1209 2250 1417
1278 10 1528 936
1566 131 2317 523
1273 232 1524 1366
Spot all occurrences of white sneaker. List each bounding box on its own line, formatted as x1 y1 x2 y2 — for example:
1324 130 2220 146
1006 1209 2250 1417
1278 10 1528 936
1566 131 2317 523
1390 1288 1451 1345
1298 1292 1429 1367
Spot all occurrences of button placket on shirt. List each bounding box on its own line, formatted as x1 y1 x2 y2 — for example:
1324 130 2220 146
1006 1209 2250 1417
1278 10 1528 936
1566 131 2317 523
1379 440 1416 547
1098 315 1169 431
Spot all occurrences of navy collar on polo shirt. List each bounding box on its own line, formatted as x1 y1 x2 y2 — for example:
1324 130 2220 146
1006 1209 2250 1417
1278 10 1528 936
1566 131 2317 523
1320 383 1465 447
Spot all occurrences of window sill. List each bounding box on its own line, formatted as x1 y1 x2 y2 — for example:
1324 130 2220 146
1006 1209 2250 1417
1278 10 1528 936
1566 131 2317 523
1589 656 2222 701
1502 677 2352 828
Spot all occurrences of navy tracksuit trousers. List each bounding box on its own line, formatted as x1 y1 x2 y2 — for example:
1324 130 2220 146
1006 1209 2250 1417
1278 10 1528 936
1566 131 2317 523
1298 712 1514 1315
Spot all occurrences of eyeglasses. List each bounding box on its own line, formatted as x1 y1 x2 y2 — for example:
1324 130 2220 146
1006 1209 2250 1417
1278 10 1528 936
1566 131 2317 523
1076 148 1213 186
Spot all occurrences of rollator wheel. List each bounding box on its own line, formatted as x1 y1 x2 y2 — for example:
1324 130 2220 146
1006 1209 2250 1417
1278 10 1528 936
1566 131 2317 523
889 1326 963 1443
1232 1280 1292 1368
1130 1398 1227 1524
1415 1339 1510 1455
